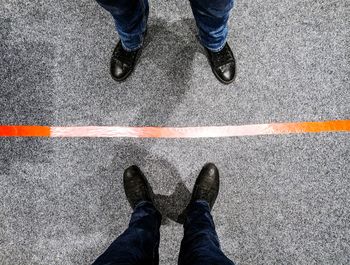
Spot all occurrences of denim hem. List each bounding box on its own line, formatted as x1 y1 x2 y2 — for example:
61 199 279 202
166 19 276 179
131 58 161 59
134 200 162 220
194 199 210 207
121 41 143 52
187 199 211 214
201 38 227 53
134 200 152 208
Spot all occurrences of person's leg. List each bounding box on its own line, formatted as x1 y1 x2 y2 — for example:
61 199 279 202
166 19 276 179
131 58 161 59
92 166 161 265
96 0 149 51
178 201 234 265
189 0 236 84
93 201 161 265
190 0 234 52
178 164 235 265
95 0 149 81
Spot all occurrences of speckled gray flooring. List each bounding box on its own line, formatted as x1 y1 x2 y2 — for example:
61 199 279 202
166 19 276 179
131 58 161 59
0 0 349 264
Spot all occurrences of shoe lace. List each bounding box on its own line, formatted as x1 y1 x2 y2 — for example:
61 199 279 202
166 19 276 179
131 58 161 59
113 46 138 66
211 44 233 67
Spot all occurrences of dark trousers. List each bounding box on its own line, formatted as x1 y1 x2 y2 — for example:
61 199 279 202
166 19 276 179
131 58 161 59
92 201 235 265
95 0 234 52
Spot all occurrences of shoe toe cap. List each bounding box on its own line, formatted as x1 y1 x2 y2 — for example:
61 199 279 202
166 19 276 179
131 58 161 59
123 165 141 180
202 163 219 179
111 61 130 80
218 63 235 83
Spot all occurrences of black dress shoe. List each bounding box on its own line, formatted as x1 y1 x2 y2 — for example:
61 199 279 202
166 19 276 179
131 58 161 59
110 41 141 82
123 165 154 209
189 163 220 210
205 43 236 84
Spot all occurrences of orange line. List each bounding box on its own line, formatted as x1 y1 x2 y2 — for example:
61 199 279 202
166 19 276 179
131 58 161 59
0 125 50 137
270 120 350 133
0 120 349 138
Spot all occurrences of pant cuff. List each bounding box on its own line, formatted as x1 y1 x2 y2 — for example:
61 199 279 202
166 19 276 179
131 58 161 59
121 41 143 52
201 39 227 52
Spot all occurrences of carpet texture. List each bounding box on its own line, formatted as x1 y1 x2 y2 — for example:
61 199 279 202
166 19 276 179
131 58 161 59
0 0 349 264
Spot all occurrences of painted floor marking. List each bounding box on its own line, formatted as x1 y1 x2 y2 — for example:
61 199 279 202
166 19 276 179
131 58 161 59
0 120 349 138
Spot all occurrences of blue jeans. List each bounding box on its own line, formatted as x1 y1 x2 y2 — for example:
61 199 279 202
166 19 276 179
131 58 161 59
96 0 234 52
92 201 235 265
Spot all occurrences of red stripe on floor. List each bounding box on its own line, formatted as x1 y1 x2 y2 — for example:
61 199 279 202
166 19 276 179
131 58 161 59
0 125 50 137
0 120 349 138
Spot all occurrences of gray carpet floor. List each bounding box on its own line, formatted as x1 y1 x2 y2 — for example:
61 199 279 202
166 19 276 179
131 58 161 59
1 0 349 264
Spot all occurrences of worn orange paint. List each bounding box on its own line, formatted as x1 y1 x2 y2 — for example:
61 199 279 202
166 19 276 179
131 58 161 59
269 120 350 134
0 126 51 137
50 120 350 137
0 120 349 138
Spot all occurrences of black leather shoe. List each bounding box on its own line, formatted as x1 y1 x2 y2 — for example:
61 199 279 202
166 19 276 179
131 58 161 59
123 165 154 209
189 163 220 210
110 41 141 82
206 43 236 84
